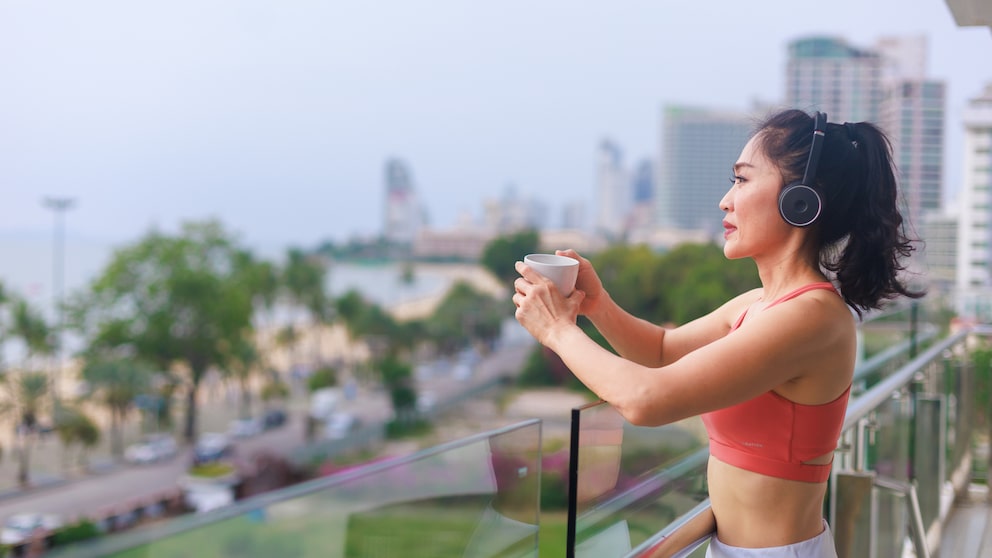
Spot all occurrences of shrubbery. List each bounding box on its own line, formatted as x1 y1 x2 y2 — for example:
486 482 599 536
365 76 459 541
51 520 102 546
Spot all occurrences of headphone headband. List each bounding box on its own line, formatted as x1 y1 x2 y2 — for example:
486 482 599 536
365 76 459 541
800 111 827 187
778 111 828 227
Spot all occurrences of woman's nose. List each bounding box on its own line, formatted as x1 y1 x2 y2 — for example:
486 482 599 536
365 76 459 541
719 188 733 212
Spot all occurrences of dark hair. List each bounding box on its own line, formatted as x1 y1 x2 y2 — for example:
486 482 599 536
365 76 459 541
752 109 924 316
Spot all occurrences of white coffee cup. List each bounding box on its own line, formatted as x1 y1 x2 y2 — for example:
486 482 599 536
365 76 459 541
523 254 580 295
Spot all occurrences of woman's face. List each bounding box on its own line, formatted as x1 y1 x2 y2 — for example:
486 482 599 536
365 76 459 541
719 135 791 260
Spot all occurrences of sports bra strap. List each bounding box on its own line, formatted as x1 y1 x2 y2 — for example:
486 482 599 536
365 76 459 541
766 282 837 309
731 282 836 332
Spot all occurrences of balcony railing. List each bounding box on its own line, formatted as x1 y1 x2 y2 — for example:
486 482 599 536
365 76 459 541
52 419 543 558
565 323 977 558
45 303 980 558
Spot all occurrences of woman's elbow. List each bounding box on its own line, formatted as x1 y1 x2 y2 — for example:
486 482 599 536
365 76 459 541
613 399 669 427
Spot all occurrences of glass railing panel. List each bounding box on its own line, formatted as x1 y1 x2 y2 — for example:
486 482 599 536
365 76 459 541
863 386 913 556
944 356 974 481
831 327 975 558
54 420 542 558
568 402 709 558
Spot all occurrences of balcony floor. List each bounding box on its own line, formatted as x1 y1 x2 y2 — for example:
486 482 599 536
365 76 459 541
941 484 992 558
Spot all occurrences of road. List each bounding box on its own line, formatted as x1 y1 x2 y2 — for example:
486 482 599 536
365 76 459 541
0 337 534 526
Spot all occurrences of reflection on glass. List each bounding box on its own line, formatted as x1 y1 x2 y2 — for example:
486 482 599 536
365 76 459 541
568 402 708 558
85 420 541 558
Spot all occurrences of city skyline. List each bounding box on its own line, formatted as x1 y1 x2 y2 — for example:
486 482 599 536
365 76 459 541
1 1 989 255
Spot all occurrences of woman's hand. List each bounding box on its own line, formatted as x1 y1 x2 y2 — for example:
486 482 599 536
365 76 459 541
513 260 586 347
555 249 606 316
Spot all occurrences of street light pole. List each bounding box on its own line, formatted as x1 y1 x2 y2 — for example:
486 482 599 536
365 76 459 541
42 196 76 401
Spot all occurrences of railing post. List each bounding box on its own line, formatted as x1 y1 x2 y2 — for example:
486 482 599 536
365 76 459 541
914 394 946 530
832 471 876 558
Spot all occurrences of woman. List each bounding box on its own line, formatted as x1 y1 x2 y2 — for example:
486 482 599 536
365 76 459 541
512 109 922 556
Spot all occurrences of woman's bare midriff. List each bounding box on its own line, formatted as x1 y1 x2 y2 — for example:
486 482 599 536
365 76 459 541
707 456 828 548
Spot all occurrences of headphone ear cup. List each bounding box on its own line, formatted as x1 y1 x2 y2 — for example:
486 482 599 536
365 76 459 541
778 184 822 227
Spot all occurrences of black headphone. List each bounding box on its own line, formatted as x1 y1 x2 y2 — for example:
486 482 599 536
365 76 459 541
778 111 827 227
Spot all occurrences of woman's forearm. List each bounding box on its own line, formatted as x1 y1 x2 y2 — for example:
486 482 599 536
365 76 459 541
586 292 668 367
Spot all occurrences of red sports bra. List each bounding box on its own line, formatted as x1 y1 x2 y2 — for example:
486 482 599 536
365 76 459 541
701 282 850 483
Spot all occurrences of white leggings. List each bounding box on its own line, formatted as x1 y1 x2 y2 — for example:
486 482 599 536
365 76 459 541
705 520 837 558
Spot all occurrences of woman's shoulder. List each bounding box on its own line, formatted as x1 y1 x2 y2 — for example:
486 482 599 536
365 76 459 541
760 284 856 340
721 288 764 315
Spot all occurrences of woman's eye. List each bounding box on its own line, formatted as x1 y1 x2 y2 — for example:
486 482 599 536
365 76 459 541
729 175 745 184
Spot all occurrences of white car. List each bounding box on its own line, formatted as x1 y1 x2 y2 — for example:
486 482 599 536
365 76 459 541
324 412 358 440
227 417 262 438
183 483 235 513
1 513 63 545
124 434 179 465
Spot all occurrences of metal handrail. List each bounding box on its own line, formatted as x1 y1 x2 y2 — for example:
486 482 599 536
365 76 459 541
843 328 969 430
852 324 938 382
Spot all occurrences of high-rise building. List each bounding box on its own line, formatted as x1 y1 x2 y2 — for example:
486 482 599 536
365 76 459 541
874 36 946 237
632 159 654 204
595 139 629 240
655 106 751 235
383 158 423 245
785 37 883 123
561 200 586 230
482 184 547 234
955 83 992 319
787 35 947 271
880 79 947 236
921 210 958 293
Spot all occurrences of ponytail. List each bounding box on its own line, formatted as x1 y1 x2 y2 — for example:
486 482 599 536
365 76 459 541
753 111 925 317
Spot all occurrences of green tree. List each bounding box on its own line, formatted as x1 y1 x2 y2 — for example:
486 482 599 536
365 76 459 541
0 286 53 470
238 253 280 330
5 372 49 487
379 355 417 421
80 356 151 458
425 281 509 356
307 366 338 392
282 248 332 371
227 334 262 419
590 242 759 326
336 290 412 356
53 405 100 470
658 243 759 324
260 376 290 405
11 297 53 365
70 220 255 443
480 229 540 286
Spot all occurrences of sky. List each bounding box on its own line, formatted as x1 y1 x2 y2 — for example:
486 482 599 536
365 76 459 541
1 0 990 257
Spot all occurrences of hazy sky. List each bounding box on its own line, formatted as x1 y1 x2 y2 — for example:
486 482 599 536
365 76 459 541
1 0 990 253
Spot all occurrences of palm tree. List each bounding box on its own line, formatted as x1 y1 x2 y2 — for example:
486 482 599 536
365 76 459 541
6 372 50 487
226 335 261 419
53 405 100 470
4 294 54 487
282 248 331 372
12 297 52 361
80 357 151 459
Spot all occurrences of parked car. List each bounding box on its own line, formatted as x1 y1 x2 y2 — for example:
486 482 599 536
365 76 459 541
193 432 234 465
1 513 63 545
227 417 262 438
323 412 359 440
261 408 287 429
124 433 178 465
183 483 234 514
